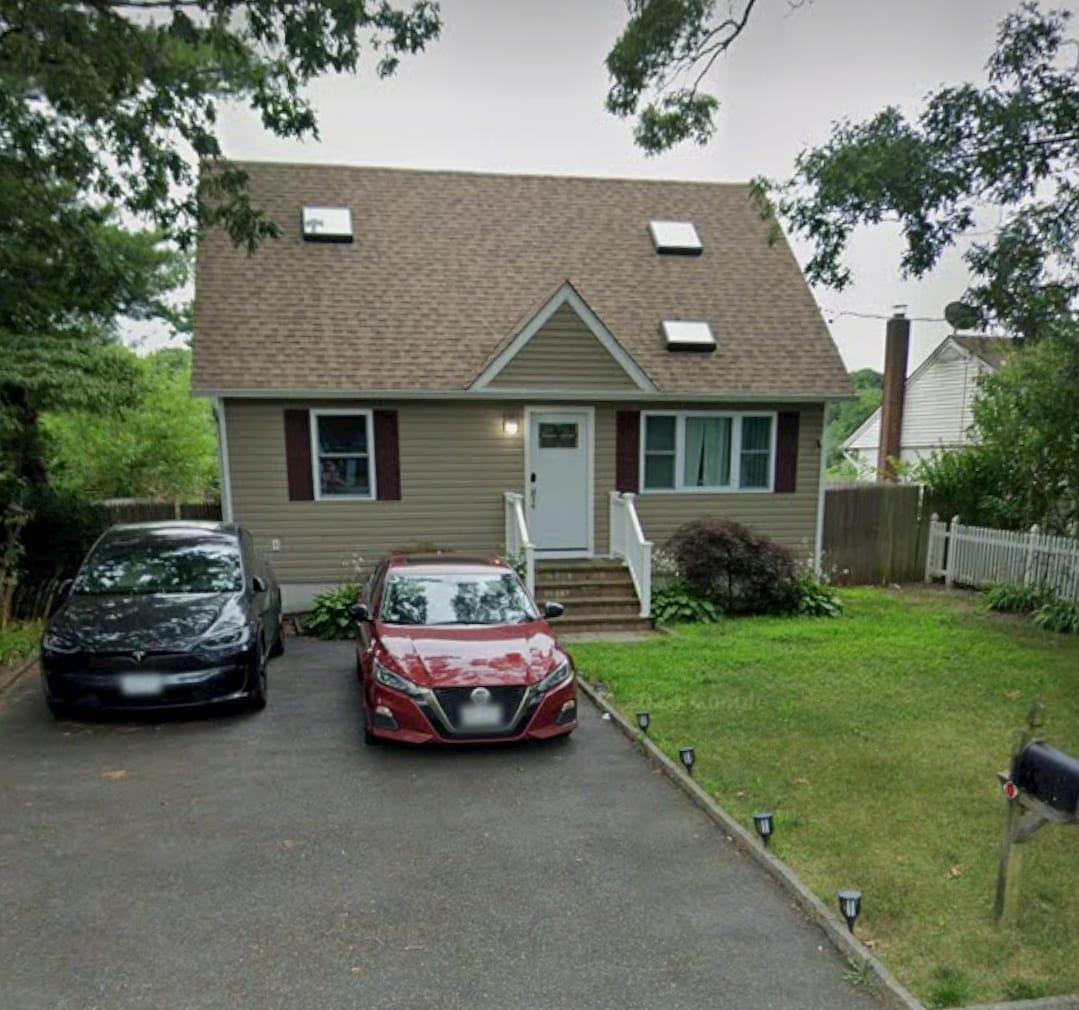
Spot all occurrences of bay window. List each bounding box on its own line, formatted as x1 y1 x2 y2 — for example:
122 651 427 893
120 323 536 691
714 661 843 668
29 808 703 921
641 412 775 492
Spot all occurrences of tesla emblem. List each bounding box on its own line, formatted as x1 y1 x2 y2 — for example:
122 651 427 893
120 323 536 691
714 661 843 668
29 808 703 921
132 651 145 665
470 687 492 704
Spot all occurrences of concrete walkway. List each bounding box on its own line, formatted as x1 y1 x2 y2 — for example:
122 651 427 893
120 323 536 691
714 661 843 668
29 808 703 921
0 639 880 1009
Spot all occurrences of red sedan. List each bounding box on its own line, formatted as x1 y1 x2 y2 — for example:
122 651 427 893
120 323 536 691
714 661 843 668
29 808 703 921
352 555 577 745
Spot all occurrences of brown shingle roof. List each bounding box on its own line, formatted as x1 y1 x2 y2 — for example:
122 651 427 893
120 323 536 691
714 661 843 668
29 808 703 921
952 334 1012 370
192 162 850 398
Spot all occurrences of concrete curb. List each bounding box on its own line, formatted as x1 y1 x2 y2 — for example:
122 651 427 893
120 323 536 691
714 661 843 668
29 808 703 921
0 652 38 697
964 998 1079 1010
577 676 923 1010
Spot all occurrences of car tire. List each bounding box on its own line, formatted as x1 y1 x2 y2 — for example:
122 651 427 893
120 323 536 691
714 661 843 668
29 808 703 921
269 623 285 657
363 709 380 746
46 699 71 720
248 652 268 712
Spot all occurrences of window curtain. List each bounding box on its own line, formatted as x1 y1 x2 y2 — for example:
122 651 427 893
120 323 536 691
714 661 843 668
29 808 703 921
684 417 730 487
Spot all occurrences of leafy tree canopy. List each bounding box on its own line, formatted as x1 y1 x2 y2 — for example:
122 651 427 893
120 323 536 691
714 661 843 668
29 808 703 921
825 368 881 469
43 346 219 505
0 0 440 485
919 334 1079 532
1 0 441 251
607 2 1079 340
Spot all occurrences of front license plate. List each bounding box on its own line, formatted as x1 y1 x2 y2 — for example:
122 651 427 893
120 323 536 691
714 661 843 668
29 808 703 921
459 702 503 730
120 673 164 697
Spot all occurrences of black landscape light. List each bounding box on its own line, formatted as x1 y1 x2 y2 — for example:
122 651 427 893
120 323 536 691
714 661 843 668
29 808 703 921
636 711 651 734
679 747 696 776
753 811 775 847
838 889 862 933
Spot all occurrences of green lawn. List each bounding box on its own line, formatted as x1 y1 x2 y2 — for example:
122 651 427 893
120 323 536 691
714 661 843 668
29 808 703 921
570 588 1079 1007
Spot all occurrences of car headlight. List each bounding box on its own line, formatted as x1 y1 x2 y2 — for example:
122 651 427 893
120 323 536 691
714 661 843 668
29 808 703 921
196 624 252 659
372 658 425 698
534 660 572 695
42 630 79 655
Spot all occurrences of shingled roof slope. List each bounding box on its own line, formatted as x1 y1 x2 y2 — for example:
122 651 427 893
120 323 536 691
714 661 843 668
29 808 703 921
193 162 850 398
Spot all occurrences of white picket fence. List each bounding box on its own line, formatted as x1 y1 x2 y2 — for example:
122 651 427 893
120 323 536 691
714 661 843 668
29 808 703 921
925 514 1079 600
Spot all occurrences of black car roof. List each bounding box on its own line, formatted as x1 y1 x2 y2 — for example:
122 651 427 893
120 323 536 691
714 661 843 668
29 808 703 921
105 521 242 539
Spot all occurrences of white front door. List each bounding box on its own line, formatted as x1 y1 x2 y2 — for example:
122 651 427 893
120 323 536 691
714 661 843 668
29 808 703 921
527 409 591 554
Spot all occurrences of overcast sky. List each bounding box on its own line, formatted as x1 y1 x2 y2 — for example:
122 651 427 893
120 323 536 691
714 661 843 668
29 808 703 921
212 0 1032 374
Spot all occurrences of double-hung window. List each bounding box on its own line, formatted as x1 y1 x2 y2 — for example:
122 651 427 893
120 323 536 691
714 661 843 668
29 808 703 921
641 412 775 492
311 409 375 500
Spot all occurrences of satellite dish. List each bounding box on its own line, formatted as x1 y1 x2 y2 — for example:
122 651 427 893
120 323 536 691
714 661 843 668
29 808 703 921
944 301 978 331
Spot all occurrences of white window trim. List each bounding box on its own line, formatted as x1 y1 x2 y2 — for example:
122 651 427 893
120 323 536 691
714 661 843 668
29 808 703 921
639 410 778 494
310 408 378 502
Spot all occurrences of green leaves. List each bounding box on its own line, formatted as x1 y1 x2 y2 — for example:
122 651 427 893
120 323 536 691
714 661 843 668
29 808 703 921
304 584 363 639
605 0 748 153
770 4 1079 339
0 0 442 249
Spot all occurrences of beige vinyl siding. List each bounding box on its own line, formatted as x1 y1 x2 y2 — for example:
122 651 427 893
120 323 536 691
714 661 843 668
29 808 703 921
224 398 824 585
226 399 523 583
599 404 824 559
487 303 640 390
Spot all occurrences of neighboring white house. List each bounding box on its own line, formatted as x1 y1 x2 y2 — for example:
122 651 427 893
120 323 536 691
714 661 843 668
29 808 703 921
843 334 1011 476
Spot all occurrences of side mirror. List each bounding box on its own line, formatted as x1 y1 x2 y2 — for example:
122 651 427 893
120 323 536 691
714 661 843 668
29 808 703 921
543 601 565 620
350 603 371 622
57 579 73 599
251 575 268 594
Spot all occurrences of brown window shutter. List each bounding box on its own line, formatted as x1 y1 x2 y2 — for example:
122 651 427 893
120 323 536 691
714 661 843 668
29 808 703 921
374 409 401 500
284 409 314 501
774 411 800 493
615 411 641 492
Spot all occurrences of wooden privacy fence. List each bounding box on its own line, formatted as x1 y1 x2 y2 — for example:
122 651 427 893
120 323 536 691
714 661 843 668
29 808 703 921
925 516 1079 600
99 501 222 525
822 483 928 584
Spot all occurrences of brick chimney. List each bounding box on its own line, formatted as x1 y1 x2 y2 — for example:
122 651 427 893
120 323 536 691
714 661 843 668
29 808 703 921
877 307 910 482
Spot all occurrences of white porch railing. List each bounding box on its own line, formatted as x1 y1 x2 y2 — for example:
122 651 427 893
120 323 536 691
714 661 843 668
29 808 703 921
503 491 536 597
925 513 1079 600
609 491 653 618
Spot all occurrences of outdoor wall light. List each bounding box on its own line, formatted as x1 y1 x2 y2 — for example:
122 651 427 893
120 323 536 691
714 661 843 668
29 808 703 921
679 747 696 776
753 811 775 847
502 411 520 436
636 711 651 734
838 889 862 933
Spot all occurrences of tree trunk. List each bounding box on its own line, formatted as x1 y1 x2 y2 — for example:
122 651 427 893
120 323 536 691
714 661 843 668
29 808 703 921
4 386 48 485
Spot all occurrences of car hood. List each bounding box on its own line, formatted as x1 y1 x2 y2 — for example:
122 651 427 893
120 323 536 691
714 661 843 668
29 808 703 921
378 621 562 688
49 592 242 653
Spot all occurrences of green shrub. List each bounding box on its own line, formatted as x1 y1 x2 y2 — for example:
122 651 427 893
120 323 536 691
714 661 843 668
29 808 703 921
984 581 1053 614
2 482 108 619
652 580 721 626
303 584 362 639
1032 596 1079 635
666 518 796 615
0 619 43 668
788 568 843 618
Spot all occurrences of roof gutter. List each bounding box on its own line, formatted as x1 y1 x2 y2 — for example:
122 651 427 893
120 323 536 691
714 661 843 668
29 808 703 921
192 388 856 403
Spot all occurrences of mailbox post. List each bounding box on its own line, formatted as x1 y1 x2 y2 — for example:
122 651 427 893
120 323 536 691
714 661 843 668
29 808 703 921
994 702 1079 925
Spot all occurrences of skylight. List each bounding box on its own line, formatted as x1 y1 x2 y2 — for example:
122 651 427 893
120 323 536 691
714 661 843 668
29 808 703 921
649 220 702 255
302 207 353 243
663 320 716 351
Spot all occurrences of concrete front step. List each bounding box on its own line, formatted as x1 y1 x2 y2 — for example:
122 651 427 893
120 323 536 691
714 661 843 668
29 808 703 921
548 595 640 614
537 579 636 599
551 614 654 634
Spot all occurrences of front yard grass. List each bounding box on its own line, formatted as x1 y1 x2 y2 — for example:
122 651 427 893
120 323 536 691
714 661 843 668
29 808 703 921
570 587 1079 1007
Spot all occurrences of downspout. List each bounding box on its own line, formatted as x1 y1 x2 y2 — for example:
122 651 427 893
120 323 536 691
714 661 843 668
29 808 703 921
212 396 234 522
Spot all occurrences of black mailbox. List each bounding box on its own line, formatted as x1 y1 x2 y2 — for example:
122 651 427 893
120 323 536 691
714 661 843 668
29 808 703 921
1011 742 1079 817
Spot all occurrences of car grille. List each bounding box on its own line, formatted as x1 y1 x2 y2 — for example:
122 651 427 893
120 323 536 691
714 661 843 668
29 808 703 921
82 651 201 673
429 685 534 738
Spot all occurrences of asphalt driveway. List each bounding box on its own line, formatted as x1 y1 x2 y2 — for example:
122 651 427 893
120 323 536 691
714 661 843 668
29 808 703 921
0 639 880 1010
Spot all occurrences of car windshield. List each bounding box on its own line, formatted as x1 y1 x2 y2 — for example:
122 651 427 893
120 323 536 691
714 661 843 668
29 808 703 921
74 533 243 595
379 571 537 626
